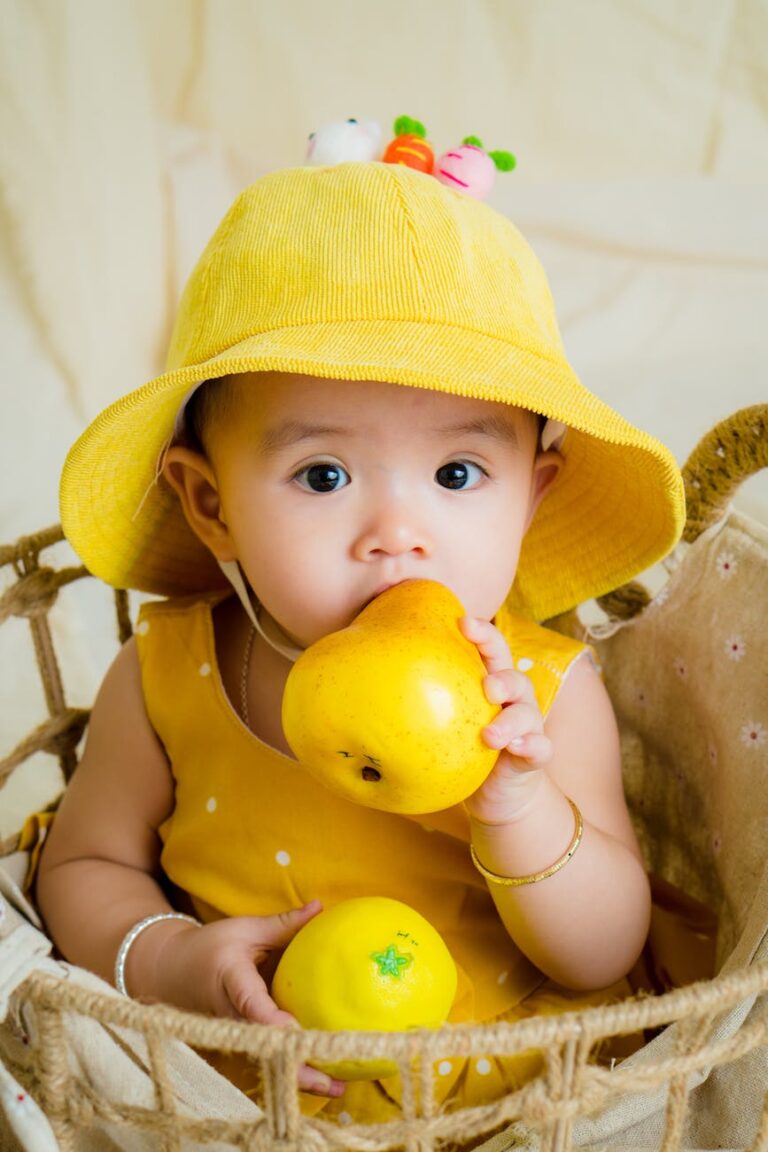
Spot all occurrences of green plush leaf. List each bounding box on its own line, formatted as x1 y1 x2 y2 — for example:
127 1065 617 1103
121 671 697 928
489 150 517 171
461 135 484 148
394 116 427 138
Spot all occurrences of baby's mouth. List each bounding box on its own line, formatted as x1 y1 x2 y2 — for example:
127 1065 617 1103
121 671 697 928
361 579 410 611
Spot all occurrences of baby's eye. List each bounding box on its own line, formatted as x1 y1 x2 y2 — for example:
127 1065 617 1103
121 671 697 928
294 462 350 493
435 461 486 490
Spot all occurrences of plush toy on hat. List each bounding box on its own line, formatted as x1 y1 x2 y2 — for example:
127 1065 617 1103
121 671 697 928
382 116 434 173
435 136 516 200
304 116 515 201
306 118 382 164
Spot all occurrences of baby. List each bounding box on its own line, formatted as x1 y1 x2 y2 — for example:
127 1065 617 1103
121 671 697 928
38 162 684 1120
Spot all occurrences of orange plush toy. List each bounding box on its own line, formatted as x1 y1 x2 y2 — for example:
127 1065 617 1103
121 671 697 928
382 116 434 172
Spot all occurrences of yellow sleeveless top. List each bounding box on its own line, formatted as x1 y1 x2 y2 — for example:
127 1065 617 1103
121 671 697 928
135 594 590 1024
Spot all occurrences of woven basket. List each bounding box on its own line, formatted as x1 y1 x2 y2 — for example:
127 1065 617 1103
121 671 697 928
0 406 766 1152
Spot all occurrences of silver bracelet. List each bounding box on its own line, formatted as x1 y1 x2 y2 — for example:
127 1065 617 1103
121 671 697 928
114 912 201 996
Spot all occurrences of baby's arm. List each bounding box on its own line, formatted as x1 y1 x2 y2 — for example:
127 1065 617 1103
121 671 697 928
461 617 650 992
36 639 343 1098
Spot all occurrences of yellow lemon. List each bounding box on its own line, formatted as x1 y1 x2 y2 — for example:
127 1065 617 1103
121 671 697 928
271 897 457 1080
282 580 499 814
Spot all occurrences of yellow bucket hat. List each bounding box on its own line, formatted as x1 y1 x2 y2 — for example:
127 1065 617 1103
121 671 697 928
60 163 684 622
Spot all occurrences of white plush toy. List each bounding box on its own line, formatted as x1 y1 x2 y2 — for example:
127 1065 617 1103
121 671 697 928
306 118 382 164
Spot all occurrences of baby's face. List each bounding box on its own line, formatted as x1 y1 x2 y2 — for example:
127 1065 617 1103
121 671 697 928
203 373 555 647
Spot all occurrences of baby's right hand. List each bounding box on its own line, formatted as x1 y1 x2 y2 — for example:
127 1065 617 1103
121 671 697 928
130 900 345 1098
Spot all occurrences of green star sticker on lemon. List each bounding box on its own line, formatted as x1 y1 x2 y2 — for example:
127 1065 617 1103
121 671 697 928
371 943 412 979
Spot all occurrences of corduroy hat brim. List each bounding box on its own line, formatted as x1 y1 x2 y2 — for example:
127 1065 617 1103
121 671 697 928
60 164 685 621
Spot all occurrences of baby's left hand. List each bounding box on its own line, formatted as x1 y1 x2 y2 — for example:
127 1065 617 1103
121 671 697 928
460 616 552 824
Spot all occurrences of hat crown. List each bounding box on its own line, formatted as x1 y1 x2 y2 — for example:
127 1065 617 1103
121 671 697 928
167 163 564 374
61 162 684 618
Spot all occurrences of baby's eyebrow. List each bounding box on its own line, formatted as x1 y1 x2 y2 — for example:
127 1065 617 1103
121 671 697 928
436 415 522 448
259 419 349 454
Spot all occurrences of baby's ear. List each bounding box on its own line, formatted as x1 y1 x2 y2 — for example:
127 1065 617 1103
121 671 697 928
525 449 563 531
163 446 237 560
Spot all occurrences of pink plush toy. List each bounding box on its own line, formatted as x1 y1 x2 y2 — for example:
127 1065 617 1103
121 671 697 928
434 136 516 199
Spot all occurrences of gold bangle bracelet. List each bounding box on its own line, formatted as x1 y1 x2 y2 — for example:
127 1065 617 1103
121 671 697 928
470 797 584 887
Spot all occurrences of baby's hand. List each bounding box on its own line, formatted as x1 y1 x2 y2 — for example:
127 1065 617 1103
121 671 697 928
460 616 552 825
135 901 345 1098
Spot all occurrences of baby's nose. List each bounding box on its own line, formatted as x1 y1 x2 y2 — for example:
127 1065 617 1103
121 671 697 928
352 500 432 560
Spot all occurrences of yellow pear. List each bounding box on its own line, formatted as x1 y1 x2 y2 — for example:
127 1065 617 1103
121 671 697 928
281 580 499 813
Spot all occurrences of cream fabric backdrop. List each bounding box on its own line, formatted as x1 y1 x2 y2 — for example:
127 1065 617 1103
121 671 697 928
1 0 767 832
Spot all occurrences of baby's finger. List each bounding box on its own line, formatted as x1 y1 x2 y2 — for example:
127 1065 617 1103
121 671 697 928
502 732 553 766
240 900 323 953
484 669 537 708
221 970 345 1098
459 616 514 676
221 963 290 1024
483 702 544 750
298 1065 346 1098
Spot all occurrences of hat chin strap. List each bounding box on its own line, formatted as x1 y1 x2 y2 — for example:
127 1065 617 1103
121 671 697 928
541 419 567 452
217 559 304 663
